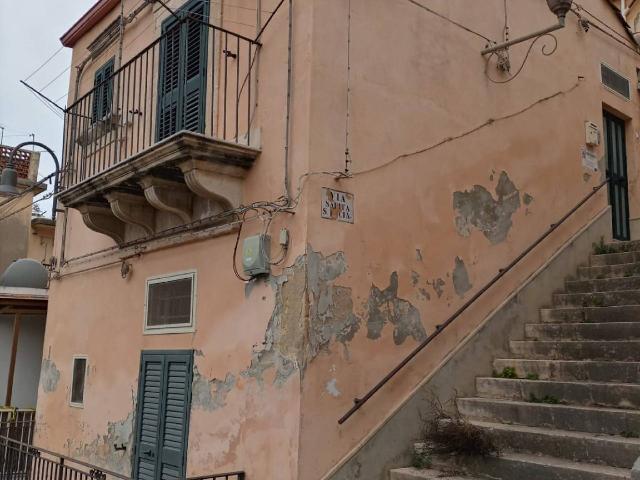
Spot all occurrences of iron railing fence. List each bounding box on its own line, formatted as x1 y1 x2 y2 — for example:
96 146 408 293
0 409 36 448
62 16 260 190
0 437 245 480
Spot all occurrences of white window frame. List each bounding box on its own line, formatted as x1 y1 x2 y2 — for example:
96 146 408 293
69 355 88 408
143 270 197 335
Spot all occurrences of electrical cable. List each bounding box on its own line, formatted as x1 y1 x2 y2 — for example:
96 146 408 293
0 192 54 223
39 66 71 93
24 46 65 82
0 172 57 209
404 0 491 42
570 4 640 55
344 0 352 174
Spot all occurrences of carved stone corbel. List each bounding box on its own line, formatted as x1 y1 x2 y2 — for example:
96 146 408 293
105 191 155 236
178 160 248 211
138 176 193 224
77 204 126 245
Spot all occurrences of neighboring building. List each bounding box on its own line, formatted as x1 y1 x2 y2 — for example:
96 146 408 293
29 0 640 479
0 146 53 272
0 146 54 447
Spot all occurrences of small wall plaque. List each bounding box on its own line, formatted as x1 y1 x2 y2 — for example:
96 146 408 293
321 188 354 224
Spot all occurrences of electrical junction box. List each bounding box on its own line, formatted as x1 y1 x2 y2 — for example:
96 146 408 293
243 234 271 277
585 121 600 146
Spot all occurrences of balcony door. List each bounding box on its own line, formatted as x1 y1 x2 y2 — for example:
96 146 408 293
133 351 193 480
157 0 209 141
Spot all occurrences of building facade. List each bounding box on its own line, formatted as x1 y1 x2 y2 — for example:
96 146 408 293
34 0 640 479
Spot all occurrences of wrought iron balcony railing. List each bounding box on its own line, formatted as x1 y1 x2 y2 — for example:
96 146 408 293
0 436 245 480
61 14 260 191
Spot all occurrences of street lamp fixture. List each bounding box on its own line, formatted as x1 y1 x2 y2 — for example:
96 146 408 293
0 141 60 220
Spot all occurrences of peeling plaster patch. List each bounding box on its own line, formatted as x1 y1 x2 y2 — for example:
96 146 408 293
40 358 60 393
326 378 341 397
523 193 534 205
453 171 521 244
583 172 592 183
242 248 360 386
430 278 445 298
416 249 423 262
411 271 420 287
192 369 236 411
418 288 431 301
73 412 134 475
453 257 472 298
366 272 427 345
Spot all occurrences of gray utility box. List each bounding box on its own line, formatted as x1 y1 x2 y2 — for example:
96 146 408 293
242 234 271 277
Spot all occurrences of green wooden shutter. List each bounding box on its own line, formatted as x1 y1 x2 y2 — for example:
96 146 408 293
158 21 182 140
182 3 208 133
134 351 193 480
134 355 164 480
92 58 115 123
157 0 208 141
159 355 193 480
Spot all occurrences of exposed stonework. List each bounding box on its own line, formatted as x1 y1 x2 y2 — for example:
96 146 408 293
40 358 60 393
366 272 428 345
453 171 521 244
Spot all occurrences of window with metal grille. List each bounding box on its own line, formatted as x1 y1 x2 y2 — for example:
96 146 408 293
145 272 196 333
70 356 87 406
92 58 115 122
601 63 631 100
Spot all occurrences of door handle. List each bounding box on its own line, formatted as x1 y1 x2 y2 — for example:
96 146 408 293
143 448 155 458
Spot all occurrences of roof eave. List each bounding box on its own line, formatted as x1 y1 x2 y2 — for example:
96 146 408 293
60 0 121 48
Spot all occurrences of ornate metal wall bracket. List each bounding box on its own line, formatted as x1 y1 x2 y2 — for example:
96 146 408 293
484 33 559 84
482 16 566 84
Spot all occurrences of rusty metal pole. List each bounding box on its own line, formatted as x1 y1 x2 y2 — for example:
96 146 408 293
5 314 21 407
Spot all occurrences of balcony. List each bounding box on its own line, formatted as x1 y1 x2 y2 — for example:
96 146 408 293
60 14 261 245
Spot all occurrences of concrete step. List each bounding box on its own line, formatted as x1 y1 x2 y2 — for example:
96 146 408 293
540 304 640 323
493 358 640 383
566 275 640 293
389 468 477 480
578 262 640 280
431 452 629 480
525 322 640 340
591 250 640 266
553 290 640 307
476 377 640 409
510 340 640 361
469 420 640 469
457 397 640 436
604 239 640 253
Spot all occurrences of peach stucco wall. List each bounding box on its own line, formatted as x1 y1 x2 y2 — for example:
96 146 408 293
37 1 640 480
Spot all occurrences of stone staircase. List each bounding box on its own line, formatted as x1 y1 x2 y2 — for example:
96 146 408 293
391 239 640 480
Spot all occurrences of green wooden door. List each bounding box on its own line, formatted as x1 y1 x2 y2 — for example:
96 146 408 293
157 0 209 141
134 351 193 480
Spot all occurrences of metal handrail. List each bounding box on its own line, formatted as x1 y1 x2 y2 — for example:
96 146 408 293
338 178 609 424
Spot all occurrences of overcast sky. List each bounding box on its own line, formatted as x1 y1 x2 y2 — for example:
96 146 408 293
0 0 96 215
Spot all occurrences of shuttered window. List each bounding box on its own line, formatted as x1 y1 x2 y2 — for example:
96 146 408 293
144 271 196 334
157 0 209 140
92 58 115 123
